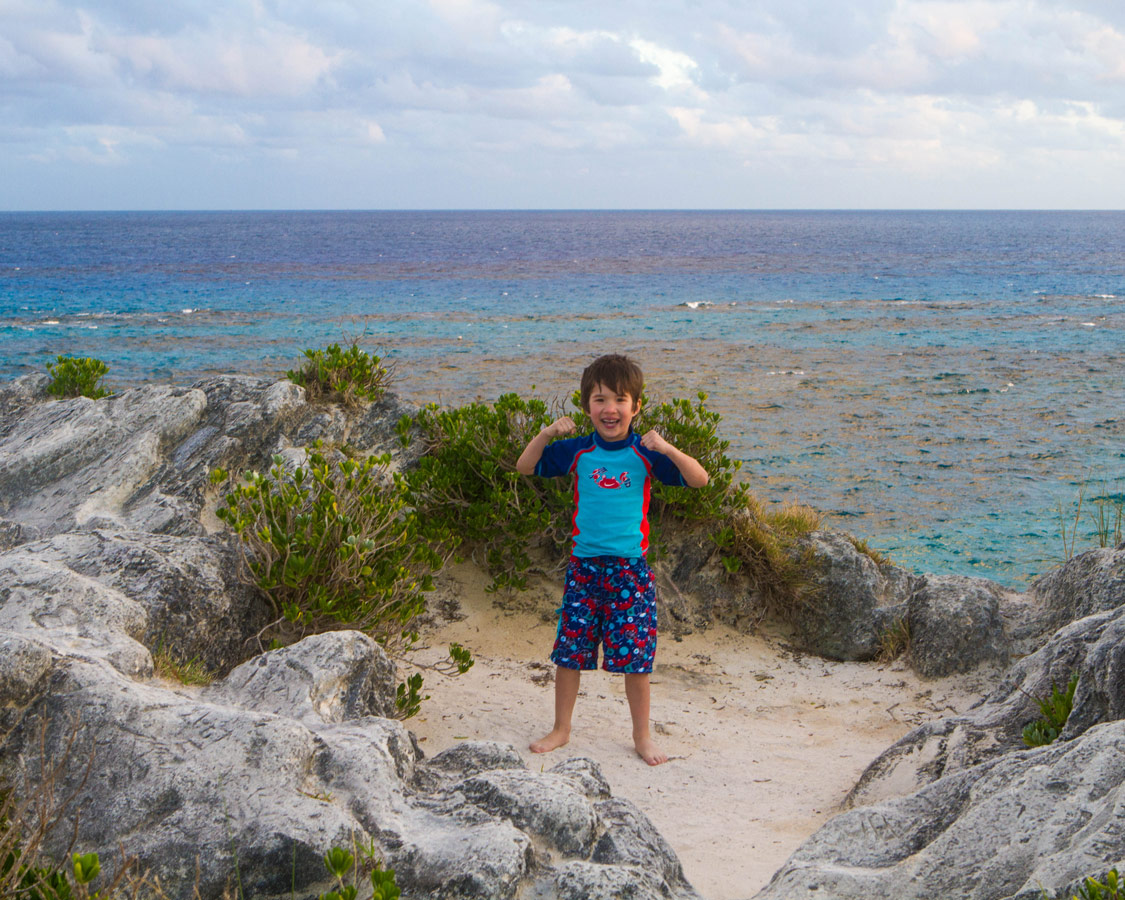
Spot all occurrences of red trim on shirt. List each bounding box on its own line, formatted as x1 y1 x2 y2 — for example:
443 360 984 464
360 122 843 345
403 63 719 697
569 444 597 546
631 445 655 555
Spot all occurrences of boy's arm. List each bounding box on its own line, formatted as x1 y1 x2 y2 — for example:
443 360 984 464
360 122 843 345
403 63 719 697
640 430 710 488
516 416 577 475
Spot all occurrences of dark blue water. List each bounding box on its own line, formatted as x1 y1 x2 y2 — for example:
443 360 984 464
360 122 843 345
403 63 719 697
2 210 1123 587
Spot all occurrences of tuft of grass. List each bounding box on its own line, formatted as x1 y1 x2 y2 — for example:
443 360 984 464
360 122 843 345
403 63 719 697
876 616 912 663
152 646 216 686
850 536 891 567
1058 481 1125 561
728 497 823 621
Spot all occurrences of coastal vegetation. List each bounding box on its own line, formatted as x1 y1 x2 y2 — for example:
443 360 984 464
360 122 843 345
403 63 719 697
400 388 824 615
1046 869 1124 900
1022 673 1078 748
45 355 112 400
286 342 392 408
211 444 471 718
6 356 1125 900
1058 483 1124 561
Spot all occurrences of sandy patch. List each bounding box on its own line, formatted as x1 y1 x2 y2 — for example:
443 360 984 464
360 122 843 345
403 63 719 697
408 564 989 900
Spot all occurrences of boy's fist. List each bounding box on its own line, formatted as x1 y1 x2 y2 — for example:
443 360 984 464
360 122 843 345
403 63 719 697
544 416 577 439
641 429 671 454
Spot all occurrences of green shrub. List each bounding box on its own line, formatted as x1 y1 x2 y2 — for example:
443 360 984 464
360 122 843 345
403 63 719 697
45 356 112 400
287 342 392 407
214 445 471 716
401 390 757 592
400 393 575 592
634 392 749 532
215 445 438 653
1022 673 1078 747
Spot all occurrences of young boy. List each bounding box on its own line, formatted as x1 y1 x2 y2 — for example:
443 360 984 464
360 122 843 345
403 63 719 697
515 354 709 766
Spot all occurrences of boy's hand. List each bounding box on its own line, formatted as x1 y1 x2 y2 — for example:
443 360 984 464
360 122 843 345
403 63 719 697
643 429 710 487
641 429 672 454
544 416 577 439
517 416 576 475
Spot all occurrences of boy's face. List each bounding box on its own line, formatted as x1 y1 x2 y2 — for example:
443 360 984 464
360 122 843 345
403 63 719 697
586 382 641 442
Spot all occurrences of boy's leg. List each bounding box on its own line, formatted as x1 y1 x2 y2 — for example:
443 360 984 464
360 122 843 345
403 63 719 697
531 666 581 754
625 673 668 766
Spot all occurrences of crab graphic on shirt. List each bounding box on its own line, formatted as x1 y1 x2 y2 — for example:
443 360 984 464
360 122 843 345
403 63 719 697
589 467 632 489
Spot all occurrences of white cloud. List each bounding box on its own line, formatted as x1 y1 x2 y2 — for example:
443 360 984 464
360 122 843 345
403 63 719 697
2 0 1125 208
629 38 700 91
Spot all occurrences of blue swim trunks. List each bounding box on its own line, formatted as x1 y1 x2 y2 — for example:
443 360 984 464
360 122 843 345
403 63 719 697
551 555 657 674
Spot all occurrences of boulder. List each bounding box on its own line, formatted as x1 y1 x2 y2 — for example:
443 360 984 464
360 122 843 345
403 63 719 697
0 375 415 544
2 640 701 900
846 599 1114 810
906 574 1009 678
7 530 268 674
1029 544 1125 635
787 530 916 661
763 567 1125 900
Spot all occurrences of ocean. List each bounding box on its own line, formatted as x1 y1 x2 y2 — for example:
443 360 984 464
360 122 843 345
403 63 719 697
2 210 1123 588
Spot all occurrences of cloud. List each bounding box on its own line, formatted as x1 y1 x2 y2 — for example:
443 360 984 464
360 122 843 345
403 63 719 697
1 0 1124 208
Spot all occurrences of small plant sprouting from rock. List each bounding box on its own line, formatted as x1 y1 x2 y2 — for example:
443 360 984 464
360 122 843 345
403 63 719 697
1045 868 1124 900
287 342 393 408
1022 673 1078 747
45 355 112 400
1072 869 1123 900
319 843 400 900
850 536 891 567
152 644 216 686
877 616 912 663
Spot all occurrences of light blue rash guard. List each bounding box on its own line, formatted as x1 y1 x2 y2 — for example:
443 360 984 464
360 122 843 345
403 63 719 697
535 430 687 558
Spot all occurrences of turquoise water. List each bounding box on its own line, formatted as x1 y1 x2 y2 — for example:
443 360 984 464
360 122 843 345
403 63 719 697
2 210 1123 586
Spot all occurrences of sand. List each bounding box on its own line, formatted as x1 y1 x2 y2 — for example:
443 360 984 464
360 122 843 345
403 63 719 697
408 564 990 900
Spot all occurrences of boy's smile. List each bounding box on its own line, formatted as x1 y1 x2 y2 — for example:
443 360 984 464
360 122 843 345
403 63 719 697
587 382 640 442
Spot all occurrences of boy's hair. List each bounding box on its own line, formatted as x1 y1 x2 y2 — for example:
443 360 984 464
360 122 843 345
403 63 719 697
580 354 644 411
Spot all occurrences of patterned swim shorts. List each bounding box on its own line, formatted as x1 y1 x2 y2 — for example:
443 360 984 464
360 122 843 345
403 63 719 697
550 555 657 674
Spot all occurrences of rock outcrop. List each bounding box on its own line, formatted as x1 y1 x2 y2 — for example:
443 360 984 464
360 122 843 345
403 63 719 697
0 376 700 900
5 373 1124 900
755 545 1125 900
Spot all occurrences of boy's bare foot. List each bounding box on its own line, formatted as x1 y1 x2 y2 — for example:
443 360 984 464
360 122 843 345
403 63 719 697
634 735 669 766
530 728 570 754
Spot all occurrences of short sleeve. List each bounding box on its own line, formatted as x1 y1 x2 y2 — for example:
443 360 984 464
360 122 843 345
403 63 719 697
535 436 582 478
638 445 688 487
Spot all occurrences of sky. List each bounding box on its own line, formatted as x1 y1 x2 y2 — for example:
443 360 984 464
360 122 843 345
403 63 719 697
2 0 1124 210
